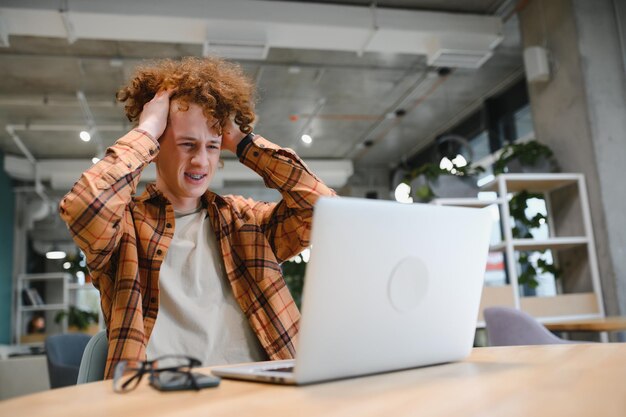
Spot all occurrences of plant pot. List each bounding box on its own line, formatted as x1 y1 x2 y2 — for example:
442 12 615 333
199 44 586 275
409 176 433 202
505 155 555 174
68 323 100 335
429 176 480 198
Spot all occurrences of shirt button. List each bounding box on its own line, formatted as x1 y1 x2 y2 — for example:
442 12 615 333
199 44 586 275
253 151 259 157
166 223 172 228
127 163 132 168
259 144 265 148
149 148 155 155
150 297 157 303
156 249 163 255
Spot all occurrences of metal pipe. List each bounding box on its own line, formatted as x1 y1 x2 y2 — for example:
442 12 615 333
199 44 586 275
5 125 50 203
612 0 626 79
346 67 431 161
5 125 36 165
0 96 117 108
6 123 125 132
293 97 327 149
77 90 106 156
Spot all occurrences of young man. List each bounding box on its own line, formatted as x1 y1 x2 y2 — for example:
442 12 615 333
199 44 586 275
60 57 335 379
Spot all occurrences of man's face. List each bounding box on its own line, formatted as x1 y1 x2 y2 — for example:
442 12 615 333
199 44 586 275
154 101 222 210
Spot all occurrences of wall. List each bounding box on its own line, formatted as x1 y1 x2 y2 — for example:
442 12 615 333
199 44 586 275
519 0 626 315
0 153 15 344
572 0 626 316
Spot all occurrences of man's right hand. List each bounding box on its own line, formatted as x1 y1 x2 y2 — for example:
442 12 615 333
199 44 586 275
137 89 174 140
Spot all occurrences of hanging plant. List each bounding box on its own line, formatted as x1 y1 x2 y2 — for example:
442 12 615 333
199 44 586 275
405 162 485 202
494 140 559 175
63 250 90 282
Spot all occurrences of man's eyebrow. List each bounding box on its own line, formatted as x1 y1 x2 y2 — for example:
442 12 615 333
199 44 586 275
176 136 198 142
176 136 221 143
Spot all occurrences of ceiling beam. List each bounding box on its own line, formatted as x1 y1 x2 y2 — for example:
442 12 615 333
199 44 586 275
4 154 354 190
1 0 503 68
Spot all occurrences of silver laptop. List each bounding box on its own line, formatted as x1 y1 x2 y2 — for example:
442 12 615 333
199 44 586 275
211 196 493 385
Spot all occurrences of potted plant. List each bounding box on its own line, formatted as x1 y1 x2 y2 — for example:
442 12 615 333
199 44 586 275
407 161 485 202
493 140 559 175
55 306 99 334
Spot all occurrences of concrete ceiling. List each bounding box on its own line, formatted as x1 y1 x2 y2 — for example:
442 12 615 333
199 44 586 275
0 0 524 194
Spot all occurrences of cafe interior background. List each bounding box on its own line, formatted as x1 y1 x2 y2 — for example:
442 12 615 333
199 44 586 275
0 0 625 399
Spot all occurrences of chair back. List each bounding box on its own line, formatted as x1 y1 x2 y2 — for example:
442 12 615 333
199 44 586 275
44 333 91 388
77 330 108 384
484 306 576 346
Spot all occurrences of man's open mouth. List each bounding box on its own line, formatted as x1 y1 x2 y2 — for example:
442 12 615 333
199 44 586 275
185 173 207 180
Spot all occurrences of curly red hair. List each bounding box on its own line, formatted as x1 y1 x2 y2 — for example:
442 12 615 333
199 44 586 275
117 56 256 134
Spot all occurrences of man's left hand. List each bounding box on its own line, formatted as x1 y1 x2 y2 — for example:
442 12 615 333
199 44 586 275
221 117 249 154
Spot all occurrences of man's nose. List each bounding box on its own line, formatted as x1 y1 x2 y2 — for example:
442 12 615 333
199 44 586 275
190 148 209 165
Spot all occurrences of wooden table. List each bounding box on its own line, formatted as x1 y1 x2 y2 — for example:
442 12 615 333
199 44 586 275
1 344 625 417
543 316 626 332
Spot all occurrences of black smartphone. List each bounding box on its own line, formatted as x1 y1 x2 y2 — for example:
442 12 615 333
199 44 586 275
149 371 221 391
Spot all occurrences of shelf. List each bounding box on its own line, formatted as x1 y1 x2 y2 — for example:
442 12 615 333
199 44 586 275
19 334 46 345
431 198 504 208
521 293 600 317
19 273 70 282
436 173 604 328
477 285 515 322
20 304 66 312
489 236 588 252
67 283 96 290
482 173 582 193
15 273 74 345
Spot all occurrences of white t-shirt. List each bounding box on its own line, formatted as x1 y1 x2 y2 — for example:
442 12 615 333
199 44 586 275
146 206 267 366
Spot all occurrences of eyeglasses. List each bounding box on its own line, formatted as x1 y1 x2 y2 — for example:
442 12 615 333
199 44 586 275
113 355 202 393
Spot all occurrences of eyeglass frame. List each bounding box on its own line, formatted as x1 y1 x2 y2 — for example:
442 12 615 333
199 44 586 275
113 354 203 393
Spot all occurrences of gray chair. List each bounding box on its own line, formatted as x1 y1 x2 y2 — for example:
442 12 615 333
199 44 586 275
77 330 108 384
44 333 91 388
484 306 579 346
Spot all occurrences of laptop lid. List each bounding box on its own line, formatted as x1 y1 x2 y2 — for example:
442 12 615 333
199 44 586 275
292 197 493 384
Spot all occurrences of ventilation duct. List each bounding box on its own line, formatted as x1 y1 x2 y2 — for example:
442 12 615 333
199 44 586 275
203 40 269 60
428 49 493 69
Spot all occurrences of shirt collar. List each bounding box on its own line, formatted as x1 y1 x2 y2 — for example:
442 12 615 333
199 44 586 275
136 182 222 207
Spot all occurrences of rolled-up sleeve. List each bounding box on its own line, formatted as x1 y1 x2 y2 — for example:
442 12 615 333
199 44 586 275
59 129 158 272
235 135 336 262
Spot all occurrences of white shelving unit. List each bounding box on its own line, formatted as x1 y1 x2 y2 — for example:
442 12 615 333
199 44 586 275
15 273 71 345
433 173 605 328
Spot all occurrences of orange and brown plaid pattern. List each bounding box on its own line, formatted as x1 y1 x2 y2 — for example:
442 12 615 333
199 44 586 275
59 129 335 379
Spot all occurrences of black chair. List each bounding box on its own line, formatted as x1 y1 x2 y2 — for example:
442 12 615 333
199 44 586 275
44 333 91 388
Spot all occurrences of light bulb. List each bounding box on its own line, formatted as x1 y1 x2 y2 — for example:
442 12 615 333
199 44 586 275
46 250 67 260
394 183 413 204
452 154 467 167
439 157 453 171
79 130 91 142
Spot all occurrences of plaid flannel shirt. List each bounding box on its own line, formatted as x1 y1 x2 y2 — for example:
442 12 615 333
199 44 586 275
59 129 335 379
